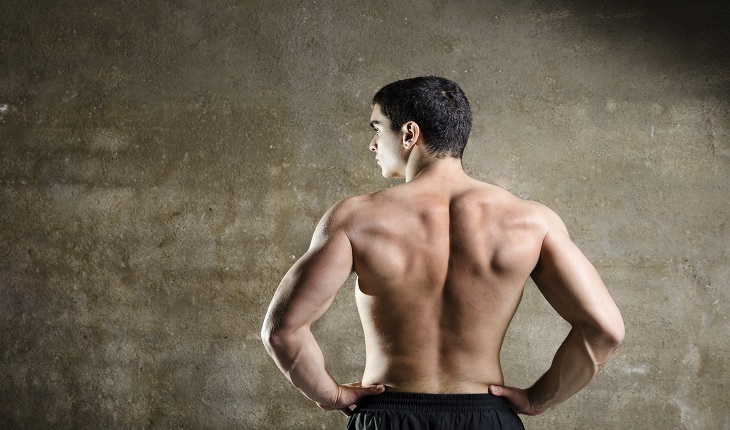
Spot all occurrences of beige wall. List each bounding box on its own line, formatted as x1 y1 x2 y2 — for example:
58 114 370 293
1 0 728 428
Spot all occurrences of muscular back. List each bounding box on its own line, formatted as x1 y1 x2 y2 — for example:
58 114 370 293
342 174 550 393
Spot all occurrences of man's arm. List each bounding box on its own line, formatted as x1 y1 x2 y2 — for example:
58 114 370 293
261 202 384 415
490 211 625 414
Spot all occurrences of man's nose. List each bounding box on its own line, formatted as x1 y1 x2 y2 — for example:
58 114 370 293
369 138 377 152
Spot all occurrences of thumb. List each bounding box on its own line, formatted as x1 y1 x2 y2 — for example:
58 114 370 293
489 385 536 415
343 384 384 406
354 384 385 398
489 384 506 396
363 384 386 394
489 385 519 402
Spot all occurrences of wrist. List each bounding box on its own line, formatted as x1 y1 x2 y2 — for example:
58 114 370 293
525 386 547 415
315 384 347 411
316 378 343 407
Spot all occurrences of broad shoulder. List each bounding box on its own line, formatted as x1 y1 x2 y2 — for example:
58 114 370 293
316 188 411 239
521 198 567 235
463 181 567 233
332 185 408 212
317 192 385 229
508 192 567 236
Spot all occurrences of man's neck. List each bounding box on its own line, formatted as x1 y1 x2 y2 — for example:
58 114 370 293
405 153 466 183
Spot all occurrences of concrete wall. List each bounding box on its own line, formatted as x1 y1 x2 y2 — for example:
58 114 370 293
1 0 728 428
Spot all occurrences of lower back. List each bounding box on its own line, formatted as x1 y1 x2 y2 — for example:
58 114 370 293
355 275 522 393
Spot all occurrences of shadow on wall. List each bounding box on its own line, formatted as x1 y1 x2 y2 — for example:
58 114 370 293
542 0 730 95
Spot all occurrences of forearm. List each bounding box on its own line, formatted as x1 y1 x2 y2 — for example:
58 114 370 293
263 328 340 406
527 325 621 412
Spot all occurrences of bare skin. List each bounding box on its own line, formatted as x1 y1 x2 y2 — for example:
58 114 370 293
353 167 541 392
262 104 624 417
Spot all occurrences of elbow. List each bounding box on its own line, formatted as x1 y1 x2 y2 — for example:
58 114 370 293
595 322 624 352
261 321 300 355
261 324 273 350
261 321 283 352
260 317 279 352
261 323 307 373
581 319 625 358
597 324 624 366
601 313 625 349
606 321 625 349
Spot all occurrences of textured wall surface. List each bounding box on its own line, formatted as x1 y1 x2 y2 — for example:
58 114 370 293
1 0 729 428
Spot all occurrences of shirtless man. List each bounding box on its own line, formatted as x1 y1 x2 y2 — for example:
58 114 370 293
262 76 624 429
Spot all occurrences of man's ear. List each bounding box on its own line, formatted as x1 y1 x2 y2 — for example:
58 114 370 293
401 121 421 150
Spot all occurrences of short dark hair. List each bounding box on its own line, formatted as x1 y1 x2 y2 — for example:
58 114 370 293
372 76 472 158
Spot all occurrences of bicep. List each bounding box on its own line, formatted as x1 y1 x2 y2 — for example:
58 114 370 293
264 222 354 334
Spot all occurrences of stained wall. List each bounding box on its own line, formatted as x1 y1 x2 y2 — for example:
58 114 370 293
1 0 728 428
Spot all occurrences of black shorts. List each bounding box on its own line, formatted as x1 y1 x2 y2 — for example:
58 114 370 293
345 392 525 430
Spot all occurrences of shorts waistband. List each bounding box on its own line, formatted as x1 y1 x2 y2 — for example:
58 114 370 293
355 392 511 413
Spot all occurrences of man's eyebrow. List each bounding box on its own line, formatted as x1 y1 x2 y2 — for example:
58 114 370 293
369 120 381 129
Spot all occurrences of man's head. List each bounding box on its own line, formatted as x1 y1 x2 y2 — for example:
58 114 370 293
371 76 472 159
